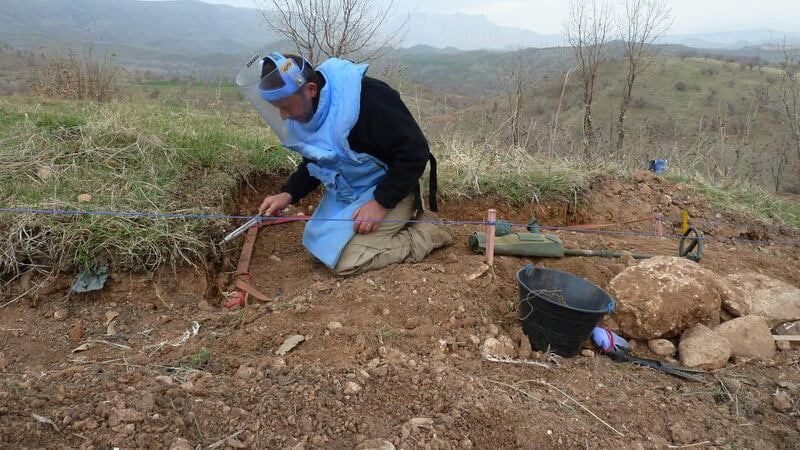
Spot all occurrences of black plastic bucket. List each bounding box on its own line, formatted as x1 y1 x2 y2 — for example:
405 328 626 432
516 264 615 357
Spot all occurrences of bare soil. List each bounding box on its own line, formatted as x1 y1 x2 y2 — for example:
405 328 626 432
1 173 799 449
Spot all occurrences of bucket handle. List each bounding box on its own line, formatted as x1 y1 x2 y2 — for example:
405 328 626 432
516 264 616 313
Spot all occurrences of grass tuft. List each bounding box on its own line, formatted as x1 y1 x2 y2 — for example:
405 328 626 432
434 137 604 205
0 96 292 277
182 347 212 370
688 176 800 228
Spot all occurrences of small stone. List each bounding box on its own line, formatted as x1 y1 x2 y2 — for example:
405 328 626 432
270 254 282 262
169 438 193 450
404 317 421 329
371 366 388 377
581 349 595 357
110 408 144 425
155 375 174 385
275 335 305 356
37 166 52 179
466 264 490 280
68 322 84 343
235 365 255 379
356 439 396 450
226 437 247 449
327 321 343 330
777 340 791 351
668 422 696 445
53 307 70 321
409 417 434 429
77 193 92 203
73 418 99 431
648 339 677 356
774 390 793 412
481 337 515 359
344 381 362 395
487 324 499 336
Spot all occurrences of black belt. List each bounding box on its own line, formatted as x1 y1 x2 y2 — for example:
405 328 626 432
414 153 439 213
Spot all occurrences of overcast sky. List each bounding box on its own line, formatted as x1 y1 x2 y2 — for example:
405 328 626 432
196 0 800 35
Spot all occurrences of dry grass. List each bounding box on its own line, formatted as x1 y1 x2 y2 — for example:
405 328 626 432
0 96 291 278
29 46 121 102
433 135 609 206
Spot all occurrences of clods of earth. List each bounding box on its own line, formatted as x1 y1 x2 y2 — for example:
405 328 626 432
1 172 799 449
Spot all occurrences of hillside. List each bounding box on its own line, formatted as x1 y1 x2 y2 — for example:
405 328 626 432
432 55 798 192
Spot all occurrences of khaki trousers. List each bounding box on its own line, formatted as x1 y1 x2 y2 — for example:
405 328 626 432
333 194 451 275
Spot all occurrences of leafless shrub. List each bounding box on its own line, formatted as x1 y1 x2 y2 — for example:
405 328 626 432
29 46 120 101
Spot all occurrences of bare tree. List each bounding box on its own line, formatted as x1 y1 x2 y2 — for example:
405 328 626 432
565 0 613 158
498 50 533 147
615 0 671 152
769 141 791 193
774 38 800 161
255 0 407 64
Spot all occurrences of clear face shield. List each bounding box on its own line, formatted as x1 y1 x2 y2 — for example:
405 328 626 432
235 52 309 146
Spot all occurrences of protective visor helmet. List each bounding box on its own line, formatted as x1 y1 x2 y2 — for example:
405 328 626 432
235 51 311 146
258 52 308 102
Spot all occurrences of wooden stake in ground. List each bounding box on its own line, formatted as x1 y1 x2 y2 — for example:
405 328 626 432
486 209 496 266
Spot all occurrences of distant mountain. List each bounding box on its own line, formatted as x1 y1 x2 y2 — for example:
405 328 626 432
0 0 276 76
0 0 273 53
398 13 564 50
662 29 800 49
1 0 794 81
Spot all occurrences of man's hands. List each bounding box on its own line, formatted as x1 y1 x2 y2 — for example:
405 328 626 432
353 199 387 234
259 192 293 216
261 193 385 234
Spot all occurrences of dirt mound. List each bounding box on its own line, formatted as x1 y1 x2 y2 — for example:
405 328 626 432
2 177 800 448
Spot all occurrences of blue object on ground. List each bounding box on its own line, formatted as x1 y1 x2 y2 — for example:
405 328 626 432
72 262 109 293
648 159 668 174
591 327 631 353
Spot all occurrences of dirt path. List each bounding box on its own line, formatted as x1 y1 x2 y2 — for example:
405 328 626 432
1 176 799 449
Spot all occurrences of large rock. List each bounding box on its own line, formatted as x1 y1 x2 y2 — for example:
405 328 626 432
679 325 731 369
609 257 723 339
721 273 800 326
713 315 776 360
